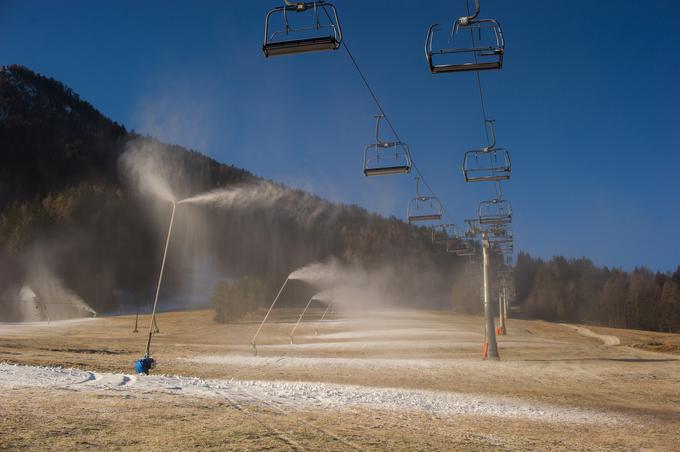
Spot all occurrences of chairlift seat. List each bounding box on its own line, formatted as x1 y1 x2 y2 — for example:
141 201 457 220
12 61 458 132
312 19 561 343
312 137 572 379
446 239 475 256
363 116 412 177
432 224 456 243
363 143 412 177
478 199 512 225
431 60 501 74
263 36 339 57
425 19 504 74
263 2 342 58
364 165 411 177
407 195 443 223
408 213 443 222
462 148 511 182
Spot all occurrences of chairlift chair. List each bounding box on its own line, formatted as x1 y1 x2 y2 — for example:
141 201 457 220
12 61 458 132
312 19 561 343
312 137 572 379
263 1 342 57
462 120 511 182
490 235 513 245
494 241 514 256
425 0 504 74
407 177 443 223
364 115 412 176
488 225 513 243
446 238 476 256
432 223 456 243
408 196 444 222
463 218 482 237
477 198 512 225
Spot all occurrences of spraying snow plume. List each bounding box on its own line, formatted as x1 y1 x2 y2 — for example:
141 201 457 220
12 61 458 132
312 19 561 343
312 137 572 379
312 290 334 302
2 260 96 322
119 140 177 202
285 255 454 311
27 262 96 318
179 180 333 228
289 258 346 287
178 181 285 208
287 259 412 310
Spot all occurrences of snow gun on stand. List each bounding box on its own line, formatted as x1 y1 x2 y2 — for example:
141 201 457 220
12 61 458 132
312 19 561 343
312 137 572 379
134 356 156 375
134 202 176 375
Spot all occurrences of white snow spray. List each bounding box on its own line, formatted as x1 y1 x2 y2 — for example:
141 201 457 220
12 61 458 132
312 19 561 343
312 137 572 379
178 181 284 207
119 140 177 203
288 259 346 287
287 259 411 312
7 260 96 322
178 180 332 228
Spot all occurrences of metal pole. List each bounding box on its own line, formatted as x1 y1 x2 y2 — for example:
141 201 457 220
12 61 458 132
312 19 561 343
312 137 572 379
251 278 289 355
315 301 333 335
144 202 176 359
482 233 500 360
497 275 507 335
290 295 315 344
503 283 508 329
319 301 333 322
133 299 139 333
498 287 505 334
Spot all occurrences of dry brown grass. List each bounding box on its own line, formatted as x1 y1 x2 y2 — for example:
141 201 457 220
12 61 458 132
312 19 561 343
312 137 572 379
1 309 680 450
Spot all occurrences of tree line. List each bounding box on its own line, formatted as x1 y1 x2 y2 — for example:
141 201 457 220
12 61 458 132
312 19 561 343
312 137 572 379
514 252 680 333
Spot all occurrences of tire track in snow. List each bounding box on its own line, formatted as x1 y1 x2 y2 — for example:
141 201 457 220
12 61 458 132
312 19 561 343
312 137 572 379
220 356 361 450
220 390 306 452
237 383 363 451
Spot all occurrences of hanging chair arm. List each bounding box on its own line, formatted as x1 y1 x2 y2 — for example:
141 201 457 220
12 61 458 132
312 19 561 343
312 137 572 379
459 0 480 25
484 119 496 150
374 114 385 145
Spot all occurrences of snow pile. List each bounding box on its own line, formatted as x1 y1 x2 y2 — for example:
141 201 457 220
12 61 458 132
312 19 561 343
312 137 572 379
0 363 628 425
0 364 94 387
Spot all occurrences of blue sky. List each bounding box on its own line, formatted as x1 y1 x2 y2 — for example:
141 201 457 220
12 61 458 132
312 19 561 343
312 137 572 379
1 1 679 271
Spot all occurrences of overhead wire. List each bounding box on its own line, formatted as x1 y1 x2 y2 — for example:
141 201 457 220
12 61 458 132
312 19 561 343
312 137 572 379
466 0 491 145
465 0 509 221
325 9 457 225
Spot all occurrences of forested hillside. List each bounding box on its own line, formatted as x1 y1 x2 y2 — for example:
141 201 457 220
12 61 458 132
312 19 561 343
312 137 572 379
0 65 464 318
2 65 678 333
515 252 680 332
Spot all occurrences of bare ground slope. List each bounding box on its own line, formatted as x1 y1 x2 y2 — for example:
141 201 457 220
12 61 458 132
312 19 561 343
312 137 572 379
1 309 679 450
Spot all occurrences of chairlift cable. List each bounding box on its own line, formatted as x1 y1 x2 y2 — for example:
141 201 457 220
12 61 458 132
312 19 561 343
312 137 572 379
466 0 491 145
464 0 512 239
324 9 456 225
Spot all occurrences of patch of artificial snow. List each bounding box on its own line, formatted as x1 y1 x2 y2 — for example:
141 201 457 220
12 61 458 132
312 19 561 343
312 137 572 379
182 355 442 370
562 324 621 346
260 339 559 352
0 364 94 387
0 318 100 335
0 363 628 426
314 328 472 340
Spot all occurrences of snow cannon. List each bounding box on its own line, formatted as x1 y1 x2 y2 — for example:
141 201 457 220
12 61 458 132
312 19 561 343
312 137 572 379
134 357 156 375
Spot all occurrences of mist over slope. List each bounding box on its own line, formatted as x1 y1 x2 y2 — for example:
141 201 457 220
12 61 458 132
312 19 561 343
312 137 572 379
0 65 470 319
